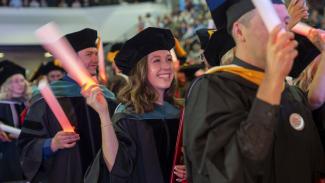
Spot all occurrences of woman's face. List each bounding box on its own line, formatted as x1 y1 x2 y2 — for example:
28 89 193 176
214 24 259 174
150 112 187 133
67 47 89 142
9 74 26 98
147 50 174 92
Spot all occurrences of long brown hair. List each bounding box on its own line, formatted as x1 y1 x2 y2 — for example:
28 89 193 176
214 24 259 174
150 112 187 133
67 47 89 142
118 56 176 114
293 55 321 92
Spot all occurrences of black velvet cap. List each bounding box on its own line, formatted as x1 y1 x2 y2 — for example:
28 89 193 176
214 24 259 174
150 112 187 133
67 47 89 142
206 0 284 33
110 42 124 52
0 60 26 86
30 61 65 81
43 61 64 74
107 42 124 62
204 28 235 66
179 62 205 81
64 28 98 52
196 29 216 50
115 27 175 75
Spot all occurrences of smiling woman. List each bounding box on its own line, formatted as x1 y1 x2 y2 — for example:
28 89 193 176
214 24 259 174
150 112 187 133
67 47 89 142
116 27 177 114
147 50 174 94
118 50 176 114
84 27 184 183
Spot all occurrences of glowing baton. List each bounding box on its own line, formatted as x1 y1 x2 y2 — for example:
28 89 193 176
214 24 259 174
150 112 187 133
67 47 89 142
0 122 21 138
35 22 97 90
292 22 325 37
251 0 284 33
292 22 313 36
38 79 74 132
97 36 108 84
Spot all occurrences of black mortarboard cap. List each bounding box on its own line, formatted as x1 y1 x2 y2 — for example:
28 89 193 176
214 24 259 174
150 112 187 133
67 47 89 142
196 28 216 50
179 62 205 81
43 61 65 74
64 28 98 52
110 43 124 52
204 28 235 66
107 42 124 62
289 33 320 78
29 62 46 82
0 60 26 86
29 61 65 82
115 27 175 75
206 0 283 33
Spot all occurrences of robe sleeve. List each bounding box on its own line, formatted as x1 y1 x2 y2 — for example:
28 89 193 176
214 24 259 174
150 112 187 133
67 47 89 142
84 117 137 183
183 76 279 182
17 100 53 180
110 118 137 182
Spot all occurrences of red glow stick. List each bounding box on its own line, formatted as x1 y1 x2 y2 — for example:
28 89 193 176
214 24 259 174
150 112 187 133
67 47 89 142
98 36 108 84
38 79 74 132
35 22 97 90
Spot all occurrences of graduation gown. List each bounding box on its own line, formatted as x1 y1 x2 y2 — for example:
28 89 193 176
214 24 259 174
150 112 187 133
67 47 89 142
17 76 117 183
312 105 325 150
84 102 180 183
183 58 325 183
0 100 26 182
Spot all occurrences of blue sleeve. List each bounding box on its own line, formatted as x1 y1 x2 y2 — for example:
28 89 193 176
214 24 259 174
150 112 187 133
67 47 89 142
42 138 55 160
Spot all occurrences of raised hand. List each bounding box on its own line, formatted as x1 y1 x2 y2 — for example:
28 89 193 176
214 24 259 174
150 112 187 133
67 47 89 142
307 28 325 51
51 131 80 152
287 0 309 30
266 25 298 81
81 84 109 115
81 85 117 172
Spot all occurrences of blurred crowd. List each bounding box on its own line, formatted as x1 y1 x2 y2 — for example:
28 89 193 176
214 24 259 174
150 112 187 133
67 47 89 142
2 0 325 182
309 8 325 29
0 0 153 8
138 0 325 64
138 0 212 64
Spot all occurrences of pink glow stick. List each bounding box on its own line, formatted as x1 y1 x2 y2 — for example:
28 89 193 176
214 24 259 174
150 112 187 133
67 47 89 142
292 22 313 36
35 22 97 90
251 0 284 33
98 37 108 84
292 22 325 37
38 79 74 132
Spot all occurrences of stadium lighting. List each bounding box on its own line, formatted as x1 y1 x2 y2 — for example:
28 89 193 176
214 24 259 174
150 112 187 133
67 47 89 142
44 52 52 58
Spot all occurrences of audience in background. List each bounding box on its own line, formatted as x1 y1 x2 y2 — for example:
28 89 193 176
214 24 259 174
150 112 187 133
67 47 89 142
0 0 155 7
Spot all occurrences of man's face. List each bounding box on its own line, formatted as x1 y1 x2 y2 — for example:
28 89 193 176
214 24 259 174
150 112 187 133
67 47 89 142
77 47 98 76
47 70 64 83
243 4 290 61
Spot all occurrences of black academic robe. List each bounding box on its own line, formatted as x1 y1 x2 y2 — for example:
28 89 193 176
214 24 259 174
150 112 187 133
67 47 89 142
183 59 325 183
18 77 117 183
312 104 325 150
84 102 180 183
0 100 26 182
